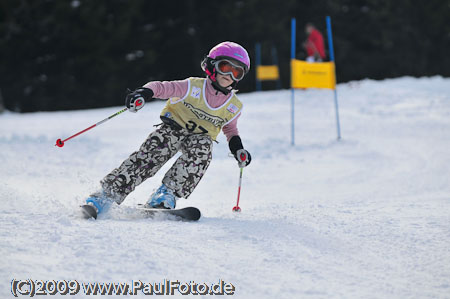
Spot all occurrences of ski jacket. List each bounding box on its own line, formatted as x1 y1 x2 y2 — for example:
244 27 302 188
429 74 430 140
305 29 326 60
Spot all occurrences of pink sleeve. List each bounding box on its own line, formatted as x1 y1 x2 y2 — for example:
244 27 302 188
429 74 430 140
222 113 240 142
143 79 189 99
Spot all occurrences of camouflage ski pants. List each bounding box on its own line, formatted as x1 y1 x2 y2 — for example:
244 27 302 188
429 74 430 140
101 124 213 204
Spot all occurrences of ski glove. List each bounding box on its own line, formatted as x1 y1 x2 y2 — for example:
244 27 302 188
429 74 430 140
235 149 251 168
125 87 154 112
229 135 252 168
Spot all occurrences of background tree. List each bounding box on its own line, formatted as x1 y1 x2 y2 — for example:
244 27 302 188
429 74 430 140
0 0 448 112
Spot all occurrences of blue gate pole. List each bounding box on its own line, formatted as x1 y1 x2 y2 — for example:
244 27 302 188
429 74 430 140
326 16 342 140
290 18 296 146
255 42 262 91
271 45 282 89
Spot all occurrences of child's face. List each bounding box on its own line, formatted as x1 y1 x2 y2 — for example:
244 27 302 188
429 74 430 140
216 73 234 88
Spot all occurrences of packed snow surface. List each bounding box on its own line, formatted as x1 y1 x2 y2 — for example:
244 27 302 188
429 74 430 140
1 77 449 298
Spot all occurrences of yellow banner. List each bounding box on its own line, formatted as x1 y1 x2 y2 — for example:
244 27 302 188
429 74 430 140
291 59 336 89
256 65 280 81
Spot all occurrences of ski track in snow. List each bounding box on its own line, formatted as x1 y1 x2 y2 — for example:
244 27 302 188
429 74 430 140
1 77 449 298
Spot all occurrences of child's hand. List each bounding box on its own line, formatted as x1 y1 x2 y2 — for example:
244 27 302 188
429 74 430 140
125 88 153 112
228 136 251 168
235 149 251 168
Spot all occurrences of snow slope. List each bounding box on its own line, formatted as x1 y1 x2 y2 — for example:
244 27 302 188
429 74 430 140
1 77 449 298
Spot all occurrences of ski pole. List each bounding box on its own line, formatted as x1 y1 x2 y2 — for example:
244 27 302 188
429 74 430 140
232 150 248 212
232 167 244 212
55 107 128 147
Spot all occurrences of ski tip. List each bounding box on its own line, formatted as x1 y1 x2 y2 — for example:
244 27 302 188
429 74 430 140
80 204 97 220
188 207 201 221
176 207 201 221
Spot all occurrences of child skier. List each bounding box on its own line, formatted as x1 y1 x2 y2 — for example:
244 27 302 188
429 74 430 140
85 41 252 215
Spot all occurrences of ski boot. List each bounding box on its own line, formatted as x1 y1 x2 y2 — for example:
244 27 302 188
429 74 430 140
145 184 177 209
81 192 114 219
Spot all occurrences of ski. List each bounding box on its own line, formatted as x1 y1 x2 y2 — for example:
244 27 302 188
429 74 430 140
80 204 201 222
80 204 98 219
137 205 201 222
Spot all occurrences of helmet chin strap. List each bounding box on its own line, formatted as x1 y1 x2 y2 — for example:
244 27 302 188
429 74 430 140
206 70 234 95
211 79 235 95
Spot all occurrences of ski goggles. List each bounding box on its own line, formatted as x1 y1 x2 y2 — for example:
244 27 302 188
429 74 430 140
213 59 246 81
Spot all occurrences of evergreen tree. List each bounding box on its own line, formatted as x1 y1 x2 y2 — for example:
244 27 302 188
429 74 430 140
0 0 448 112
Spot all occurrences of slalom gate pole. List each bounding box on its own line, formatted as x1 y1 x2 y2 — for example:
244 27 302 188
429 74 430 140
290 18 296 146
326 16 342 140
55 107 128 147
255 42 262 91
232 167 244 212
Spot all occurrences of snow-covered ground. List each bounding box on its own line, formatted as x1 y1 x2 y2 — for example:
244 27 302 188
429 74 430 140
1 77 449 298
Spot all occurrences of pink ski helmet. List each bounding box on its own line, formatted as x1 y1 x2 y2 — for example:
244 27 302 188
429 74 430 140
201 41 250 94
207 41 251 73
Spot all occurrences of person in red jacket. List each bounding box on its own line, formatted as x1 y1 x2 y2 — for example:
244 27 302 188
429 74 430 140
303 23 326 62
